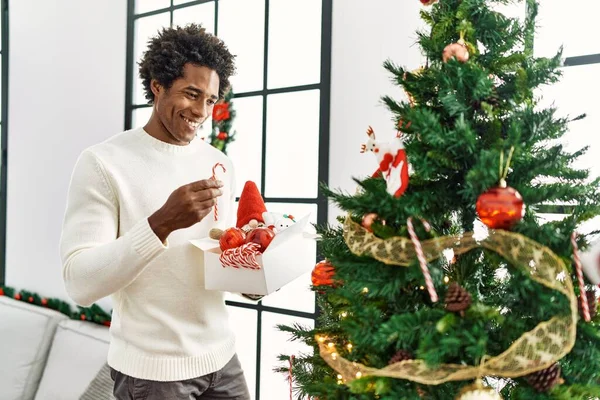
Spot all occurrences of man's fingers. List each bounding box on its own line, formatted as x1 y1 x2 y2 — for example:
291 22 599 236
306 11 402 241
188 179 224 191
194 188 223 202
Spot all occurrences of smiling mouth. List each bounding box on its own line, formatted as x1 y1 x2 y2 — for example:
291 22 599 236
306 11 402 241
181 115 200 130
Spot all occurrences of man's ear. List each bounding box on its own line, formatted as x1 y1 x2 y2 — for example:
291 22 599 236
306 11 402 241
150 79 162 97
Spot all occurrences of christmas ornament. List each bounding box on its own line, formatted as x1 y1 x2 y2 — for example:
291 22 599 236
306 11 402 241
571 231 592 322
14 293 21 300
388 350 414 364
80 314 86 320
0 287 4 296
361 213 380 232
476 148 524 230
217 131 228 141
407 217 438 302
211 163 226 221
455 380 503 400
263 212 296 233
212 102 231 121
41 298 48 306
445 282 472 315
524 363 562 392
476 181 524 230
361 126 409 198
219 227 246 251
245 227 275 253
28 296 34 303
578 238 600 285
420 0 438 5
579 289 597 320
311 260 336 287
443 33 469 63
237 181 267 232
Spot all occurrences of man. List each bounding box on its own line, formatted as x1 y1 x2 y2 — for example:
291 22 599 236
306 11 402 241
60 24 251 399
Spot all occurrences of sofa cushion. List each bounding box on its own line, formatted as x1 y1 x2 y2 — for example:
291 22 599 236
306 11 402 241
0 296 68 400
34 319 110 400
80 363 115 400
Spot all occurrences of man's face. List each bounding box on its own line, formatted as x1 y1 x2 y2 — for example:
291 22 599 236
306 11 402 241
151 63 220 145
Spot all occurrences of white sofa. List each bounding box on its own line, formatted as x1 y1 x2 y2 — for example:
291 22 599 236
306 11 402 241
0 296 112 400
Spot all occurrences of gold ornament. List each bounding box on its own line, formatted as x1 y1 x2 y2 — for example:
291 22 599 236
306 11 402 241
318 216 577 385
456 380 503 400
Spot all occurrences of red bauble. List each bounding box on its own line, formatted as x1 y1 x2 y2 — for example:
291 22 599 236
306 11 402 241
80 314 86 320
14 293 21 300
103 321 111 327
420 0 438 5
219 227 247 251
0 288 4 296
28 296 34 303
311 260 336 287
217 131 228 141
41 298 48 306
476 181 524 230
245 227 275 253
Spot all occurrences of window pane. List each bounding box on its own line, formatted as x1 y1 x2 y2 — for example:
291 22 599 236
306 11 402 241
267 0 321 89
538 64 600 180
265 90 320 198
135 0 170 14
133 13 171 105
261 203 317 313
260 312 314 400
172 2 215 34
226 96 264 197
227 307 257 399
534 1 600 58
218 0 265 93
132 106 153 129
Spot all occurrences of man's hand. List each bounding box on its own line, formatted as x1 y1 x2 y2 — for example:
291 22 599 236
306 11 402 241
148 179 224 242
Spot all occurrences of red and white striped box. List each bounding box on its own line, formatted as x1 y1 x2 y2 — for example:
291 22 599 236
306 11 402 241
190 215 313 295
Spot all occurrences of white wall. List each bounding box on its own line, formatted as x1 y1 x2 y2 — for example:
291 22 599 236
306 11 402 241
328 0 426 222
6 0 127 307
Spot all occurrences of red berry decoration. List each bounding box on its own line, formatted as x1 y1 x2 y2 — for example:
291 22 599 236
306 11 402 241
0 288 4 296
476 180 524 230
103 321 111 327
14 293 22 300
219 227 247 251
41 298 48 306
80 314 86 320
28 296 34 303
245 227 275 253
217 131 228 141
311 260 336 287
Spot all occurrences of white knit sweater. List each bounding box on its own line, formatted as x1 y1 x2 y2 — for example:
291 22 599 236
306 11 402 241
60 128 236 381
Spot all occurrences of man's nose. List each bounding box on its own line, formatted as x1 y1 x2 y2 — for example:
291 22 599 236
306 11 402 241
191 101 208 119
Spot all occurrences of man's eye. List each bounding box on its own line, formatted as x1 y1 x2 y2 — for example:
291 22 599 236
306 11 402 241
186 92 198 99
208 99 216 106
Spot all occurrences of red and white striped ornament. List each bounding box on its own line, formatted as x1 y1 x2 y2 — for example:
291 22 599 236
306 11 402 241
219 242 261 270
211 162 226 221
572 231 591 322
407 217 438 303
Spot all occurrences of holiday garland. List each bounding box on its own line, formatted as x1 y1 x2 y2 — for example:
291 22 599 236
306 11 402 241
0 286 112 327
209 89 237 154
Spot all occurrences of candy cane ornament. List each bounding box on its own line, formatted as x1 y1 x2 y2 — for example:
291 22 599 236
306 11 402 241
572 231 591 322
211 163 226 221
407 217 438 303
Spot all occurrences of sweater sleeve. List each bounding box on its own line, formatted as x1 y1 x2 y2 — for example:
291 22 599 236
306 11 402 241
60 150 168 307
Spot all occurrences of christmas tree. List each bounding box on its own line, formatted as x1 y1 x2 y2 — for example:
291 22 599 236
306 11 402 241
281 0 600 398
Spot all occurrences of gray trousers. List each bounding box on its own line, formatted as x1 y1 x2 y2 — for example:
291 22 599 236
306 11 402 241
110 354 251 400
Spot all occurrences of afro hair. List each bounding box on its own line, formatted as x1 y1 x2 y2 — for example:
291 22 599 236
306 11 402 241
139 24 236 103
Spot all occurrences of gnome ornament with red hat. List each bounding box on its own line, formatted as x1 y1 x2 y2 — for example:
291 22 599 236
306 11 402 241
237 181 268 232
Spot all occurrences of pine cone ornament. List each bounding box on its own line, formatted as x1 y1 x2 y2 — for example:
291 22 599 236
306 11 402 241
445 282 472 314
579 289 598 319
388 349 414 364
525 363 562 392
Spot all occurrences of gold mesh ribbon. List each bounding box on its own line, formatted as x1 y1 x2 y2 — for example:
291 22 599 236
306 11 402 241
317 217 577 385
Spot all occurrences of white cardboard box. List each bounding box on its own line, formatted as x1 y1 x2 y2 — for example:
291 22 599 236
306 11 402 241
190 215 314 295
